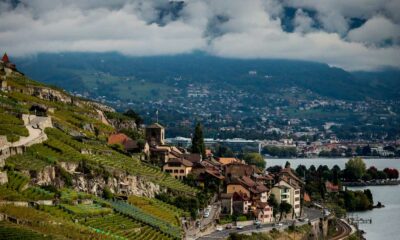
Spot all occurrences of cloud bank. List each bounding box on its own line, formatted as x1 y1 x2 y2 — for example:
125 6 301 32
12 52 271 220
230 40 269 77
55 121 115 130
0 0 399 71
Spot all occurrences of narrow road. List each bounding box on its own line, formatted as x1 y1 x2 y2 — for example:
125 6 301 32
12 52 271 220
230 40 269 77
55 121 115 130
330 219 352 240
186 203 220 239
11 115 50 148
198 207 323 240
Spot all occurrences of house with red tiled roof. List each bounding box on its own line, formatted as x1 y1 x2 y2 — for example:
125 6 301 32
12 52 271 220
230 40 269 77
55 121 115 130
254 202 274 223
108 133 143 153
325 181 340 193
163 157 193 180
232 192 251 214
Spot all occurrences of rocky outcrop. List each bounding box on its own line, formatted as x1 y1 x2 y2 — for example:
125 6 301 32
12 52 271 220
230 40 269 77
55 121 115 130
32 87 72 103
30 163 163 198
108 118 137 131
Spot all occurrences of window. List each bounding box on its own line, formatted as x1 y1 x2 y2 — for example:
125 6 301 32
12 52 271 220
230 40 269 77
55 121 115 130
174 169 178 173
295 197 300 201
180 169 184 173
295 204 300 209
295 190 300 194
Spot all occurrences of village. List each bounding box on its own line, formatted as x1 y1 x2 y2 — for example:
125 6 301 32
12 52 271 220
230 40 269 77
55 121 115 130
107 122 312 230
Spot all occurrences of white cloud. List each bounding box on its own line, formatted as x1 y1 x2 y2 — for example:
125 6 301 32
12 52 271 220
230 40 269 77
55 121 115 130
347 16 400 46
294 9 315 33
0 0 399 71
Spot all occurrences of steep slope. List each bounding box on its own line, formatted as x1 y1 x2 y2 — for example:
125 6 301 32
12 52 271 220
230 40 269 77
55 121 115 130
0 62 194 239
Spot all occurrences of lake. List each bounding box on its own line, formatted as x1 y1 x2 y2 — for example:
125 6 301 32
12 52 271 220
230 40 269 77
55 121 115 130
265 158 400 240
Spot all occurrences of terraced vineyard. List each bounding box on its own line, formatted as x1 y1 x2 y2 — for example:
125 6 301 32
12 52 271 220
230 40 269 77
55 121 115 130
44 127 196 194
128 195 186 226
60 203 112 217
6 153 51 171
0 205 104 239
60 188 94 203
0 71 201 239
83 213 174 240
109 200 182 239
22 187 54 200
0 111 29 142
0 222 52 240
6 171 29 191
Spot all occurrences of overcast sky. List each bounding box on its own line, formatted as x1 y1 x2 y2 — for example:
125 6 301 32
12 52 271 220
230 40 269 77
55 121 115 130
0 0 399 71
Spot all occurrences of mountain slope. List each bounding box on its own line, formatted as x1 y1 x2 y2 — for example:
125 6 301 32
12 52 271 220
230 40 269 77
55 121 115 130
15 52 400 101
0 62 194 239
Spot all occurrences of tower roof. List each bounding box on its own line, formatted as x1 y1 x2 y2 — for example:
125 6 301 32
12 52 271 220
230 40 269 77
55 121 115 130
2 53 9 63
147 123 164 129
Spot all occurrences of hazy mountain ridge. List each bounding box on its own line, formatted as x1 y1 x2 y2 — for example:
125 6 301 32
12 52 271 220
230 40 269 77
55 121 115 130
15 52 400 102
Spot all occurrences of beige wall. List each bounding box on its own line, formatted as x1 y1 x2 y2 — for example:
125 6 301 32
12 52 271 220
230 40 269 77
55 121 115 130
274 180 301 217
258 206 274 223
163 165 192 179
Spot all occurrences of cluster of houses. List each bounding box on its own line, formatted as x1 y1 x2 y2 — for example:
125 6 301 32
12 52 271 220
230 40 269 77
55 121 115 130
108 123 305 223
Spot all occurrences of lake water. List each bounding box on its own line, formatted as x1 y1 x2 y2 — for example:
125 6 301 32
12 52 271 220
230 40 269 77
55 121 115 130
265 158 400 240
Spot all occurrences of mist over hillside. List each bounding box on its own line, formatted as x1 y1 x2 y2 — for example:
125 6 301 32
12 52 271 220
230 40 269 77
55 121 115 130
15 52 400 102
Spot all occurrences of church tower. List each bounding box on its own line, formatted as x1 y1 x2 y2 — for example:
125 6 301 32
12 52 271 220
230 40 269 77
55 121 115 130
145 123 165 146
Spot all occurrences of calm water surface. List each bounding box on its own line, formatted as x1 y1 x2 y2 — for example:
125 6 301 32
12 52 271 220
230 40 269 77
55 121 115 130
265 158 400 240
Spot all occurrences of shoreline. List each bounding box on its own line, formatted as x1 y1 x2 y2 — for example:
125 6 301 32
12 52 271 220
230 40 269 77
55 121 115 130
343 180 400 187
264 156 400 159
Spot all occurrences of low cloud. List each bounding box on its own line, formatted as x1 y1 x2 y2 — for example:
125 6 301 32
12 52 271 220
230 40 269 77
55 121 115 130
0 0 399 71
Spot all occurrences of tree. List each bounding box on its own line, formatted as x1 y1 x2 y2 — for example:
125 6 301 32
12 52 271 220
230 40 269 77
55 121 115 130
243 153 266 169
362 145 371 156
344 157 366 181
383 168 399 179
124 109 143 125
332 165 341 185
285 161 291 169
268 194 279 218
367 166 378 180
363 189 373 205
279 202 292 221
295 165 307 179
103 187 114 199
191 123 206 158
266 165 282 174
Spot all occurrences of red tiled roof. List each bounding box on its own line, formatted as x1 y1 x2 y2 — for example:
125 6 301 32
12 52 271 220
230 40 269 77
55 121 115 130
108 133 139 151
304 193 311 202
325 181 339 192
218 157 240 165
167 157 193 167
205 169 224 180
240 176 256 188
2 53 9 63
108 133 129 145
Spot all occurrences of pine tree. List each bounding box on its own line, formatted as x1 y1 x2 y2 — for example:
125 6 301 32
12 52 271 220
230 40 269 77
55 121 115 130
191 123 206 158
